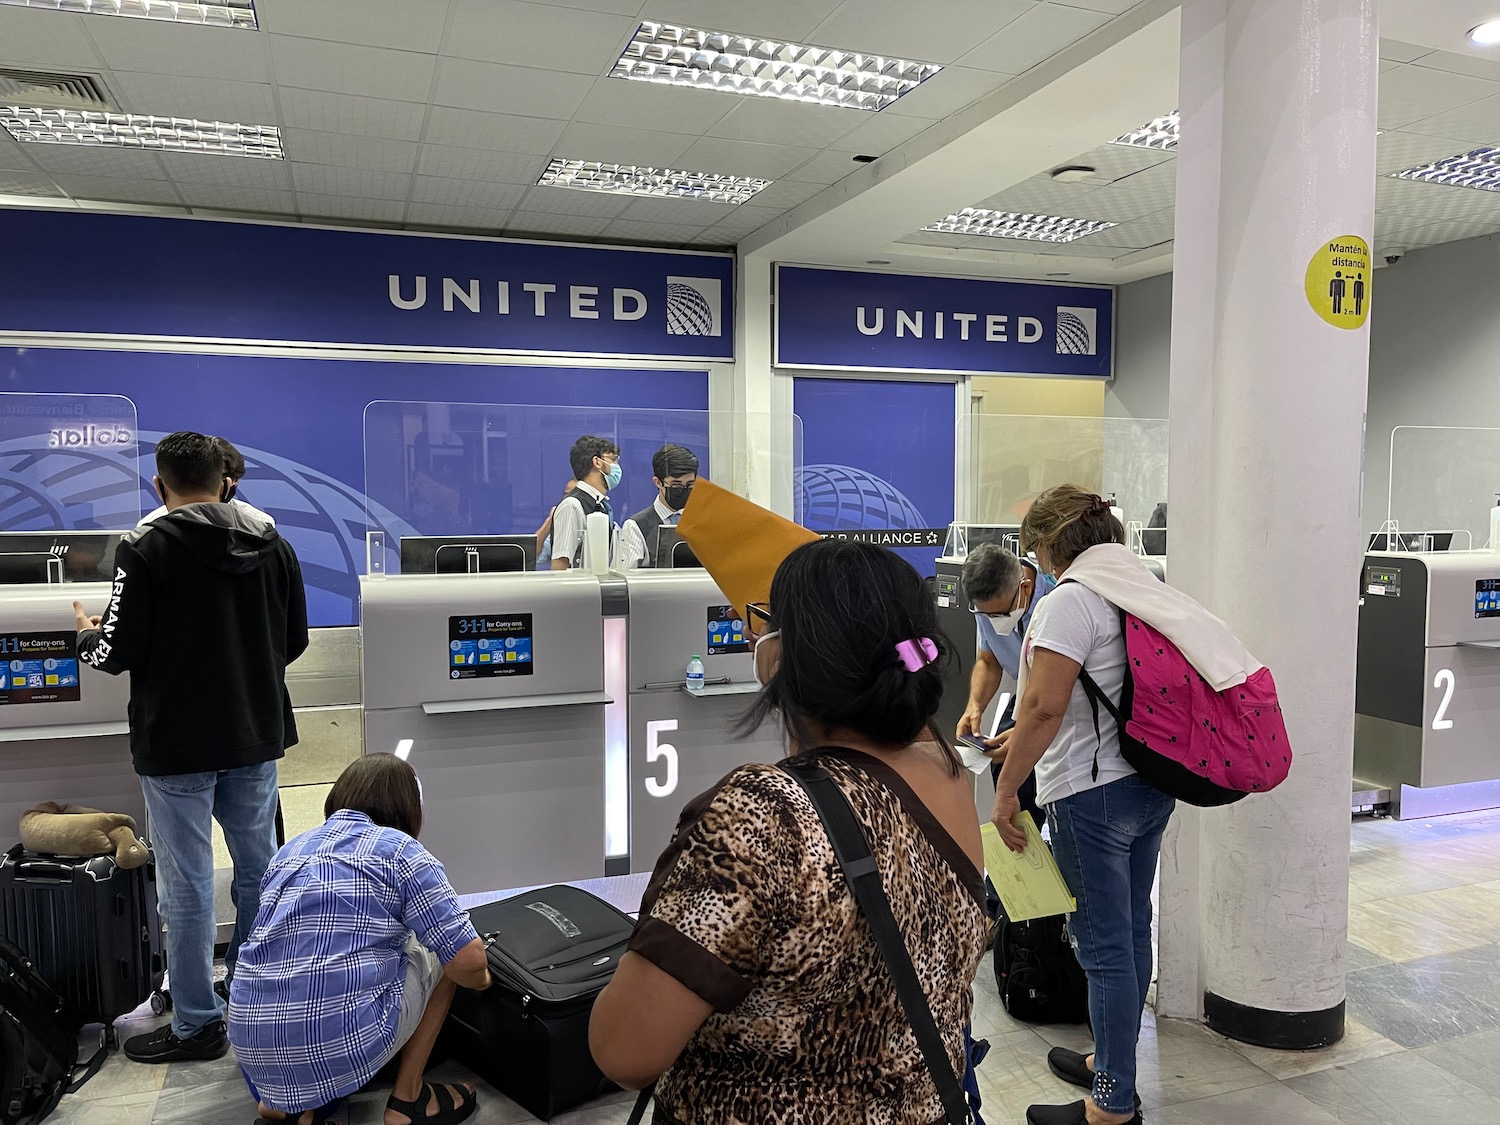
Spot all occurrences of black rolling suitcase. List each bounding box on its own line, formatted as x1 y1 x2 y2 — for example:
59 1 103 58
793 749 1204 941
439 885 634 1121
0 845 164 1045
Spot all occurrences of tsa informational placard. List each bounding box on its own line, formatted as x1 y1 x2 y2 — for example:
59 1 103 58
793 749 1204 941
0 632 81 704
774 265 1113 377
706 604 749 656
449 614 533 678
0 210 733 362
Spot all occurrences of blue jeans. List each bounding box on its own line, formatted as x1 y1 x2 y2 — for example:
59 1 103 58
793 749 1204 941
140 761 280 1038
1047 775 1175 1116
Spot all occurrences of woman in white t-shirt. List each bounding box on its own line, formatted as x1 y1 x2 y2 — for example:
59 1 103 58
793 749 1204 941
989 485 1175 1125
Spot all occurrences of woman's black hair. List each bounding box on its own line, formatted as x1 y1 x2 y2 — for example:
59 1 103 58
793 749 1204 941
739 538 959 773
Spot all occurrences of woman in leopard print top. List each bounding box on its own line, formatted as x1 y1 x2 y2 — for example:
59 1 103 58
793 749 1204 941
591 540 988 1123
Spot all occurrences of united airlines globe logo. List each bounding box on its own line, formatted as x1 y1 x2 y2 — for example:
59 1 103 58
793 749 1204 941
796 464 928 531
1056 305 1098 356
665 277 722 336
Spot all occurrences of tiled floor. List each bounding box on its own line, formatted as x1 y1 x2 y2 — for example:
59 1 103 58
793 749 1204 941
50 808 1500 1124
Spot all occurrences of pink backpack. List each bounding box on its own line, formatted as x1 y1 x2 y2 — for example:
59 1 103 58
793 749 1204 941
1076 606 1293 807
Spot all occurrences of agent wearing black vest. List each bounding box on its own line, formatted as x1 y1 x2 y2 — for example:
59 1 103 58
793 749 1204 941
619 444 699 569
550 435 621 570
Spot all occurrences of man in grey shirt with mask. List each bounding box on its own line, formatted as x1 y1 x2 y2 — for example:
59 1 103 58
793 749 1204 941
618 444 698 570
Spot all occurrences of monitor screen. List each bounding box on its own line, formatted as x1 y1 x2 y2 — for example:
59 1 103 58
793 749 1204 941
0 532 124 584
656 528 701 568
0 554 59 585
399 536 537 575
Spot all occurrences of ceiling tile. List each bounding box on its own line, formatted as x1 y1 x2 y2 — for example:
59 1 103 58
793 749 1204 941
553 121 698 166
959 3 1111 75
886 66 1016 120
896 230 970 248
741 177 826 209
290 164 413 200
278 129 419 173
636 0 843 41
0 170 63 197
1412 50 1500 83
1085 206 1174 249
975 177 1103 212
1051 0 1138 13
85 18 268 83
164 156 293 189
1379 38 1433 64
1376 174 1500 222
706 99 862 149
517 184 636 218
447 0 638 74
173 185 298 214
1402 92 1500 147
1373 213 1444 247
423 107 567 153
0 7 106 68
504 211 614 238
1069 160 1176 221
1376 130 1482 176
601 217 707 243
432 58 594 120
0 135 40 173
1071 141 1176 182
1411 217 1500 246
254 0 448 53
825 111 933 155
404 202 511 231
674 136 820 179
685 230 736 247
270 36 438 102
809 0 1034 64
22 144 171 179
616 196 738 224
416 144 550 184
782 149 866 184
108 72 277 122
276 89 429 140
1377 65 1497 130
573 78 736 135
698 203 780 238
548 0 646 12
296 194 408 222
409 176 530 210
50 174 184 205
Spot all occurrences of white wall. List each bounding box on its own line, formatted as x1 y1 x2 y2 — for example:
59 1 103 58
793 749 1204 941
1106 271 1173 420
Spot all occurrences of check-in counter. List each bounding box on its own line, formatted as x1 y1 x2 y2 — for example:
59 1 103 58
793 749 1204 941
1355 551 1500 817
0 582 137 838
622 571 779 873
360 571 612 896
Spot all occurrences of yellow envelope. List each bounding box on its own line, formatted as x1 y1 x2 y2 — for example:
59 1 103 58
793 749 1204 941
980 818 1077 922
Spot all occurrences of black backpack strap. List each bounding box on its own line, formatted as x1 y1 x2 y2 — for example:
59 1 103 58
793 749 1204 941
780 758 972 1125
626 1086 654 1125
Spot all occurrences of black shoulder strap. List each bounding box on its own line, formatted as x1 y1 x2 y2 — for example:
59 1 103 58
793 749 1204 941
779 758 972 1125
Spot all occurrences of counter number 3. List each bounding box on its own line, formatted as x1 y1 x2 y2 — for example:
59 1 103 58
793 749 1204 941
645 719 679 798
1433 668 1456 731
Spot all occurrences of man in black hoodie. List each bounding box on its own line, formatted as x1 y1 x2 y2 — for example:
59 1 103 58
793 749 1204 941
73 431 308 1065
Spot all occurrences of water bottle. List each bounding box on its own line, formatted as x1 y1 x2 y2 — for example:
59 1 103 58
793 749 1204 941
685 655 705 694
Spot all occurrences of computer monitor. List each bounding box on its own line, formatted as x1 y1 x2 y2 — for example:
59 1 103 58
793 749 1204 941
1366 532 1453 553
0 553 61 585
656 528 702 569
963 525 1021 553
398 535 538 575
0 532 124 583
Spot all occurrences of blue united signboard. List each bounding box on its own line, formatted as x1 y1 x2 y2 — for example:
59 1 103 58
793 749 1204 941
774 265 1113 378
0 210 734 362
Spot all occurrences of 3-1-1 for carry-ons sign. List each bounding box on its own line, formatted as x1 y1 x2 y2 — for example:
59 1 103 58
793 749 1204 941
1305 235 1371 329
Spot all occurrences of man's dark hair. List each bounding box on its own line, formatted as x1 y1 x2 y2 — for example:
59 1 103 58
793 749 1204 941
569 435 620 480
217 437 247 482
155 431 226 495
324 753 423 838
652 444 699 482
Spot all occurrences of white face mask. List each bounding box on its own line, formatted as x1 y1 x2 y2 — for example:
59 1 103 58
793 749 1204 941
984 608 1024 637
753 630 781 686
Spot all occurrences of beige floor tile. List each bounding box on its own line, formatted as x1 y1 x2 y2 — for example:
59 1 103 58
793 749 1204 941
1135 1017 1279 1108
65 1048 167 1102
1287 1048 1500 1122
1346 895 1491 963
1224 1016 1405 1080
975 1029 1080 1121
1383 883 1500 942
1150 1080 1344 1124
1346 851 1465 905
1403 838 1500 886
48 1088 158 1125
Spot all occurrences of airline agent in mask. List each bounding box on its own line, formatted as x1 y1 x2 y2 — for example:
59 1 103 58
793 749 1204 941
550 435 621 571
617 444 699 570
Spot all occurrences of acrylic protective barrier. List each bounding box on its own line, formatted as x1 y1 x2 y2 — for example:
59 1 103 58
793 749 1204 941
1386 426 1500 551
968 414 1168 545
362 404 803 574
0 392 141 531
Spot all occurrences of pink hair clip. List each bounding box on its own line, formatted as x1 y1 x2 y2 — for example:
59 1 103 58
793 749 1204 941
895 637 938 672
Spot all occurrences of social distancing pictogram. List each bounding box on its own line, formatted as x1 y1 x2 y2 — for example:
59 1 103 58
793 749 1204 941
1305 235 1371 329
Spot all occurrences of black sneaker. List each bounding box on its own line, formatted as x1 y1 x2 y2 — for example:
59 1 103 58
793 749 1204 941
124 1019 229 1064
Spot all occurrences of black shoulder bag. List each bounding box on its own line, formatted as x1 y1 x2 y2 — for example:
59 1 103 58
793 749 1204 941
626 756 982 1125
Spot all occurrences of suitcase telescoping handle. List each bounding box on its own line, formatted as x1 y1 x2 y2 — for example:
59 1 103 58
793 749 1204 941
14 857 76 883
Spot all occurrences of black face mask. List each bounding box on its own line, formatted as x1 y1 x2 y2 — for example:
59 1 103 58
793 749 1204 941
221 480 238 504
664 483 693 511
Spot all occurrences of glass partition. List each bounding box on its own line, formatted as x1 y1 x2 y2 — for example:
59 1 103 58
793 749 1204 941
1386 426 1500 551
363 404 802 575
969 414 1169 544
0 392 141 530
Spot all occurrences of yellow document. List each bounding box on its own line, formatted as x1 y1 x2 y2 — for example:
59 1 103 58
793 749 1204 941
980 818 1076 922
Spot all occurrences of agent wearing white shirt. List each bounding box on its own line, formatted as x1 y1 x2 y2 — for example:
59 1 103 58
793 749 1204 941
618 444 698 570
139 437 275 530
550 435 620 571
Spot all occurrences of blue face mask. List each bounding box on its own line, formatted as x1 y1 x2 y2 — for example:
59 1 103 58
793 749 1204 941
603 460 622 491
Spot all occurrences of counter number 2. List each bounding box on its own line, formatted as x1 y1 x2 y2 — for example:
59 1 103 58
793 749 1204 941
645 719 679 798
1433 668 1455 731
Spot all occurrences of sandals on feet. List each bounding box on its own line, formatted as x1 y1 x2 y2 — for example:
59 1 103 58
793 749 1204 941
385 1082 477 1125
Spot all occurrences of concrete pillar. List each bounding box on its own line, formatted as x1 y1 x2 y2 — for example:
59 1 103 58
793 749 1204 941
1158 0 1377 1047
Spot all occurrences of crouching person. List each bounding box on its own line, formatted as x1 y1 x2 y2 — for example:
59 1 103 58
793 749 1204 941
228 755 491 1125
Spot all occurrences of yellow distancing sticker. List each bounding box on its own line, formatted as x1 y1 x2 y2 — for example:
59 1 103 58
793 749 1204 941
1305 235 1371 329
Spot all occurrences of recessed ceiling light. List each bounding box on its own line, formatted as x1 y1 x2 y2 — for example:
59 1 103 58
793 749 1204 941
611 21 942 112
923 208 1116 243
1113 111 1180 151
1050 166 1096 183
0 0 257 29
1470 19 1500 45
1 107 282 158
538 158 770 205
1393 145 1500 192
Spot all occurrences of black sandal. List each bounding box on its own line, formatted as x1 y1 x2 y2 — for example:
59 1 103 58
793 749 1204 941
385 1082 477 1125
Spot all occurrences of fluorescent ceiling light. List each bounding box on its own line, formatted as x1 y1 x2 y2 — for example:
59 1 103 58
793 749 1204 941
1 107 283 158
1394 145 1500 192
538 158 769 205
924 208 1116 244
611 20 941 112
1113 111 1180 151
1470 19 1500 45
0 0 256 28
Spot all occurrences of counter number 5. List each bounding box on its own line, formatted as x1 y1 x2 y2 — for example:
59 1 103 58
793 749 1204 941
645 719 679 798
